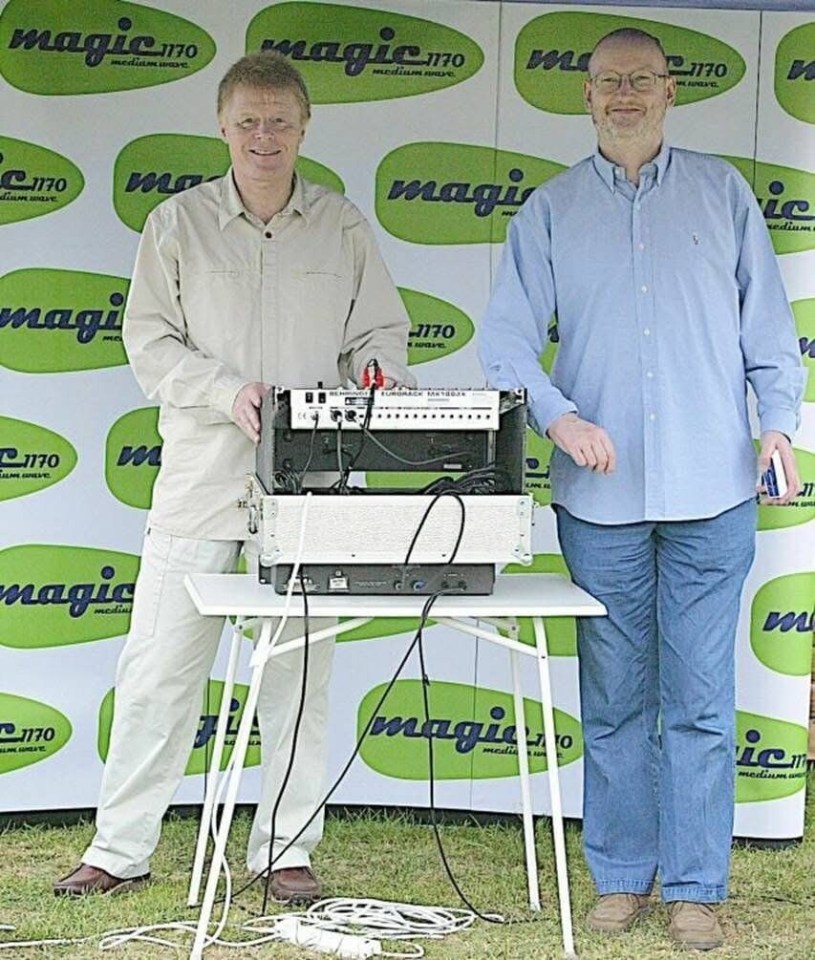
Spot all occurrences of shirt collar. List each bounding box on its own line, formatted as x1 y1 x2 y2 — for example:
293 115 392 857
592 142 671 192
218 168 310 229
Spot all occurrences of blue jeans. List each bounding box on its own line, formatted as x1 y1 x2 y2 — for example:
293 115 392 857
555 499 756 903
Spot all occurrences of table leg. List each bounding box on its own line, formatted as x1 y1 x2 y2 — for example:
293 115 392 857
510 649 541 911
187 617 250 907
189 616 272 960
532 615 576 959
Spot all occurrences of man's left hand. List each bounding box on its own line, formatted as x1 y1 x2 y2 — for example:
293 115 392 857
757 431 801 505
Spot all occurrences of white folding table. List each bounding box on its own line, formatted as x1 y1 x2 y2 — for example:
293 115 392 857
183 572 606 959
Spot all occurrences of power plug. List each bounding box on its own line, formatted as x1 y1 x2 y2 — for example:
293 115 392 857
274 916 381 959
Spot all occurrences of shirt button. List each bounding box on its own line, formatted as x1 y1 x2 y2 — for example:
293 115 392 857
649 413 656 421
264 231 273 239
638 243 645 251
640 285 648 293
646 371 654 378
643 328 651 336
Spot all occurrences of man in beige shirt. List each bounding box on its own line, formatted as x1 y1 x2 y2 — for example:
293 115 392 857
54 52 414 902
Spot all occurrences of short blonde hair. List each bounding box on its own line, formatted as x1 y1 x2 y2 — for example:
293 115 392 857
217 52 311 121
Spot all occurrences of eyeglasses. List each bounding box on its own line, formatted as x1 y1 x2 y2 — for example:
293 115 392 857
590 70 670 93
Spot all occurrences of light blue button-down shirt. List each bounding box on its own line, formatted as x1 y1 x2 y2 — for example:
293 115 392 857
479 145 805 524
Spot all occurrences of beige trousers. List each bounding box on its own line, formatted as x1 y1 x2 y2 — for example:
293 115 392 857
83 527 335 878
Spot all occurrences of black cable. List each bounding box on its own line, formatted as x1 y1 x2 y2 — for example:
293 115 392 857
259 567 311 915
336 382 377 493
294 416 320 493
225 492 467 903
360 426 469 467
223 591 441 903
416 629 502 925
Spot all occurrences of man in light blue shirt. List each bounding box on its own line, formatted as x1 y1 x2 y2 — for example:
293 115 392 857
480 27 804 951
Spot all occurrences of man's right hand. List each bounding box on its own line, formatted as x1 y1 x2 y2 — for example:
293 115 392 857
232 382 269 445
548 412 616 474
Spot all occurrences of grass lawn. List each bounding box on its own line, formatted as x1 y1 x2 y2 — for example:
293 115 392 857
1 768 813 959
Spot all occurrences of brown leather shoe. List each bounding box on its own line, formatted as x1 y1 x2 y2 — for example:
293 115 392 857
53 863 150 897
586 893 652 933
269 866 321 904
668 901 724 950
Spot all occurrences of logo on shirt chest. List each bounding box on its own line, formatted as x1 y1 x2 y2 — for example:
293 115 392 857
113 134 345 233
0 269 129 373
775 22 815 124
0 0 215 95
246 2 483 103
0 137 83 226
515 11 745 114
376 143 565 244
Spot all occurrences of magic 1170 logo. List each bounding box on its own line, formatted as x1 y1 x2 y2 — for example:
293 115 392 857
0 269 129 373
0 0 216 94
359 679 583 780
0 693 72 775
246 2 483 103
0 137 83 226
0 545 139 649
376 144 566 245
515 11 746 115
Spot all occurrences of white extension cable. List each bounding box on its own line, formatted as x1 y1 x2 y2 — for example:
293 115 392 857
0 898 494 957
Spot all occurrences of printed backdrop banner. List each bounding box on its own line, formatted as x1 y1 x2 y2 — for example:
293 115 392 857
0 0 812 842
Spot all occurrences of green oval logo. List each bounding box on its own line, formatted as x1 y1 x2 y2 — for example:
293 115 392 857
105 406 161 510
0 417 77 502
376 143 566 245
500 553 576 657
400 287 473 366
98 679 261 773
754 442 815 531
0 544 139 649
0 693 72 774
0 0 215 95
0 135 83 226
247 2 483 103
775 22 815 125
735 711 808 803
0 269 128 373
721 155 815 255
793 298 815 402
750 573 814 677
515 11 746 115
358 679 582 780
114 133 345 233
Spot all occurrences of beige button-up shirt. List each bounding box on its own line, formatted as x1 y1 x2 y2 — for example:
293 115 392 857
123 171 415 539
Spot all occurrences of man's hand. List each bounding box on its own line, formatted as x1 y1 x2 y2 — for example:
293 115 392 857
548 412 616 474
757 430 800 505
232 382 269 445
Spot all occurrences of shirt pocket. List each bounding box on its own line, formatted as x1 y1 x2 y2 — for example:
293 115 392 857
180 268 258 353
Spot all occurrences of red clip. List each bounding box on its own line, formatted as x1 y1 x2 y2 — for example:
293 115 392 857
362 360 384 388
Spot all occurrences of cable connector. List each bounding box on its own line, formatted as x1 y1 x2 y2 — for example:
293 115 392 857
274 916 381 958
